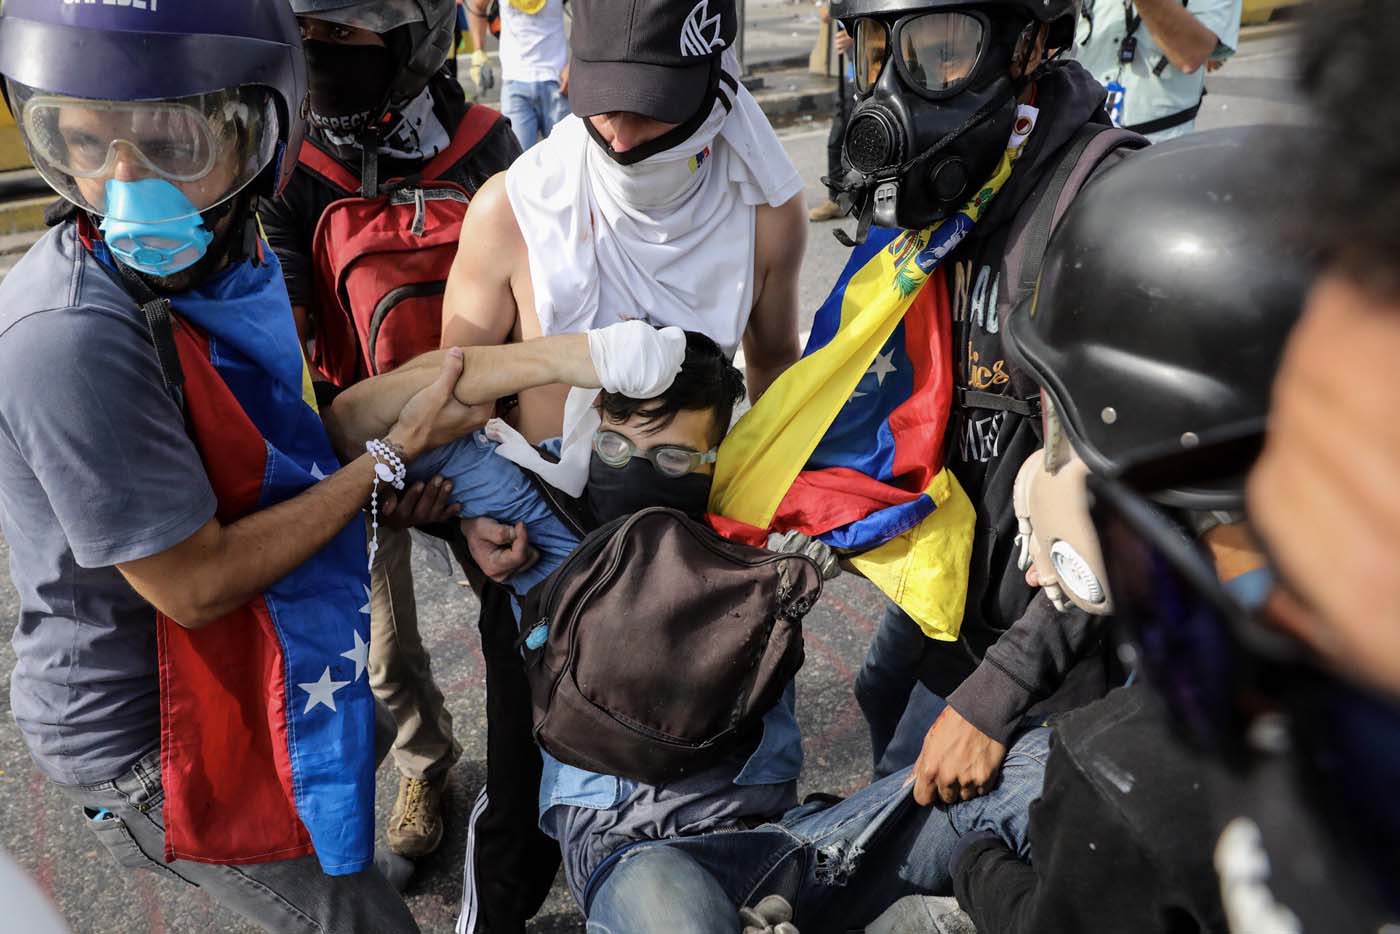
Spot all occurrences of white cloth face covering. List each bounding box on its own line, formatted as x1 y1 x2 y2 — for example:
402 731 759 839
504 50 804 359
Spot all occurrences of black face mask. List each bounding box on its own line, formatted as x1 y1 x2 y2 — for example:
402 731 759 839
834 16 1026 245
304 39 396 138
585 453 714 526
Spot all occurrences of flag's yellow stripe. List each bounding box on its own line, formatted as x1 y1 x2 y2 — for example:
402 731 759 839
710 247 921 525
848 468 975 640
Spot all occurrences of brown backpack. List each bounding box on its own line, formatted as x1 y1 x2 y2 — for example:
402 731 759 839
521 507 823 785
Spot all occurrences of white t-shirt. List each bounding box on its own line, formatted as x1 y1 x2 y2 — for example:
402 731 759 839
499 0 568 85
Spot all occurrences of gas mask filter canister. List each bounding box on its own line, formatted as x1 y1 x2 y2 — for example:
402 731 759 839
1012 412 1113 615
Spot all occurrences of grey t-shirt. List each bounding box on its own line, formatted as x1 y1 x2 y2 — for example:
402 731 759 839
0 225 216 786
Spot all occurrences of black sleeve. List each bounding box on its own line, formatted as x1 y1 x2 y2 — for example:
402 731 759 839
458 117 523 194
946 592 1103 744
952 743 1158 934
259 174 323 310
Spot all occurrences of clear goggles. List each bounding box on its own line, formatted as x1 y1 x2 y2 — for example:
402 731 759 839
6 80 280 223
853 11 989 97
593 430 718 478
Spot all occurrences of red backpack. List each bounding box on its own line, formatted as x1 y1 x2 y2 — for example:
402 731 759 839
299 105 500 388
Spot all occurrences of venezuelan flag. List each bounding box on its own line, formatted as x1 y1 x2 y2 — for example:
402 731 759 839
101 241 378 875
710 131 1031 640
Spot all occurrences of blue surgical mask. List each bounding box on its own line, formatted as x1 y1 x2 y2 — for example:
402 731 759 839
99 178 214 277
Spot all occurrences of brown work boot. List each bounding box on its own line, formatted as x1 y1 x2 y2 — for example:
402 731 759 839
387 772 448 858
808 199 844 222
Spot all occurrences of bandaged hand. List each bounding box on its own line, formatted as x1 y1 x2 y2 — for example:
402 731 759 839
740 895 799 934
484 323 686 498
587 321 687 397
470 49 495 94
767 530 841 581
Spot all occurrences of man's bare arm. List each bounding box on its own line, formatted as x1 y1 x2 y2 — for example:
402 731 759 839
743 193 807 401
1134 0 1223 74
442 173 523 349
118 354 466 628
325 334 597 460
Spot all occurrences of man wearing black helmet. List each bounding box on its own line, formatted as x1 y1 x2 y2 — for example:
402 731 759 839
864 124 1311 934
826 0 1150 807
0 1 473 930
939 103 1400 931
261 0 520 861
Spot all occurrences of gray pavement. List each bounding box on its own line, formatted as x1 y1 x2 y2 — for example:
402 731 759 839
0 28 1305 934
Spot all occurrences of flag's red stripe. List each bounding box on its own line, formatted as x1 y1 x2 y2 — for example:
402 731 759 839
887 267 952 487
770 467 926 537
158 600 311 865
158 323 311 865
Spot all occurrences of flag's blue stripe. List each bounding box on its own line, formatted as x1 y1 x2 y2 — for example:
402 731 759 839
807 324 911 480
178 252 376 877
802 227 903 357
817 494 937 552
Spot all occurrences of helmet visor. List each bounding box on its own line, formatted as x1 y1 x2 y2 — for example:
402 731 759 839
7 80 280 224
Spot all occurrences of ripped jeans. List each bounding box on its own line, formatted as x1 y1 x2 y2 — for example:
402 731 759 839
584 727 1051 934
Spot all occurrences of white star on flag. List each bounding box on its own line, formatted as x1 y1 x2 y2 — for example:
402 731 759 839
852 350 899 400
868 350 898 385
310 462 327 481
298 667 351 714
359 586 371 616
340 630 370 682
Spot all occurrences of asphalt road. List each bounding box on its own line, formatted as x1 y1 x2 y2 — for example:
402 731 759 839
0 32 1306 934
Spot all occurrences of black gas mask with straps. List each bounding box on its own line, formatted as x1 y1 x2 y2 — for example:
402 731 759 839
832 7 1034 244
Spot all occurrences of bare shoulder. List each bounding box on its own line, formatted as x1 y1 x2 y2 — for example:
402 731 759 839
461 171 525 258
755 194 808 277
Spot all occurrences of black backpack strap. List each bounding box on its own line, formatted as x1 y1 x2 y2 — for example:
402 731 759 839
1124 94 1204 136
114 260 185 396
956 388 1042 418
1016 123 1110 301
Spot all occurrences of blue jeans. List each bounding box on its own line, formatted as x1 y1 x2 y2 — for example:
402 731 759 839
584 728 1052 934
855 601 934 773
501 79 570 150
53 751 417 933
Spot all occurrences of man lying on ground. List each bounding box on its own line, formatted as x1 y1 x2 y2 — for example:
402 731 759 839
326 324 1051 933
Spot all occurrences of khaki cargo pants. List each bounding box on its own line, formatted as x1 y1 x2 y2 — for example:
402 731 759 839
369 523 462 780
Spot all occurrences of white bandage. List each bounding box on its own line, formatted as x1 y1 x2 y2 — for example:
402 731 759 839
486 323 687 496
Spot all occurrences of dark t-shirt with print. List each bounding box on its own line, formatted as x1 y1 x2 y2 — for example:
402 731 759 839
920 61 1128 699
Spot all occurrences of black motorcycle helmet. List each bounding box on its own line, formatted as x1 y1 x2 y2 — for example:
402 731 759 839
1004 125 1316 510
292 0 456 129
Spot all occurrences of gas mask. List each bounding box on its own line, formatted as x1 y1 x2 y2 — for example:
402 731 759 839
835 10 1028 244
1012 395 1113 615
